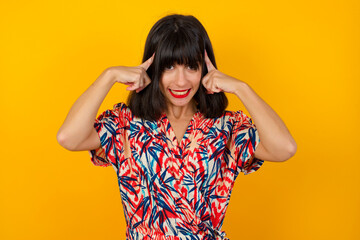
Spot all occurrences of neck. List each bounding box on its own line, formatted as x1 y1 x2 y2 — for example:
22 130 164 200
165 100 197 120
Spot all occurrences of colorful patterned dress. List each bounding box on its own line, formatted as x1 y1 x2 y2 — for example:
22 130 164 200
89 102 264 240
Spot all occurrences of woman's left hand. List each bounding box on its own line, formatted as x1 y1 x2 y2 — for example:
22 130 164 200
202 50 244 94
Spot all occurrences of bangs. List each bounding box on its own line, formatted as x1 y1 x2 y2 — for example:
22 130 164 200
157 30 204 71
128 14 227 121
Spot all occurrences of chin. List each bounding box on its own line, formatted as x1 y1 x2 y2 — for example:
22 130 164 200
168 98 192 107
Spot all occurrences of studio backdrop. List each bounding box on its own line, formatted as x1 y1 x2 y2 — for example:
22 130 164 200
0 0 359 239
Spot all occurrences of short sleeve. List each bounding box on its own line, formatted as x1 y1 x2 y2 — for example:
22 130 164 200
88 102 131 167
231 110 264 176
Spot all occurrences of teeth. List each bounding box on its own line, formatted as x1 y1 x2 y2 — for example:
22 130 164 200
170 89 189 95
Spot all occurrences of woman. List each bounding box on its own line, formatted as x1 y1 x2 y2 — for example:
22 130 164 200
57 14 296 240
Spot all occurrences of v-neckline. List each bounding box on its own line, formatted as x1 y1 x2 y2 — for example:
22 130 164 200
162 110 200 148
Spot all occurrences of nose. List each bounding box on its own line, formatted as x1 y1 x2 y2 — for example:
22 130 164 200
174 67 187 87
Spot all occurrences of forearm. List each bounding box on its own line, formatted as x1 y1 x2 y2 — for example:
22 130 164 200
234 81 296 159
57 69 115 149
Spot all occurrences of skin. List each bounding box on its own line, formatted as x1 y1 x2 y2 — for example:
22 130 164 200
57 51 297 162
159 63 203 144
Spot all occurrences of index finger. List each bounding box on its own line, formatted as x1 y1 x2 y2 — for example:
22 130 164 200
204 50 216 72
140 52 155 70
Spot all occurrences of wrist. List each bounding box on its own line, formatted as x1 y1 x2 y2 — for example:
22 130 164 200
233 81 249 98
95 68 116 88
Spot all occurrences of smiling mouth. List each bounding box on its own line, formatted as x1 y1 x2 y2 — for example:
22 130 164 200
169 89 191 98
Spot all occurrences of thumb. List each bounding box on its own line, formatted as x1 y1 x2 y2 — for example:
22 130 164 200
204 50 216 72
140 52 155 70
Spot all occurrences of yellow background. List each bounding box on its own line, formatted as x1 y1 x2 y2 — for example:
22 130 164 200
1 0 359 239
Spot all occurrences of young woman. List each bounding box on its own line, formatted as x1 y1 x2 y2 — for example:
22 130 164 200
57 14 296 240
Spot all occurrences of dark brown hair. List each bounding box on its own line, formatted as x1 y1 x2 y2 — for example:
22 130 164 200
127 14 228 120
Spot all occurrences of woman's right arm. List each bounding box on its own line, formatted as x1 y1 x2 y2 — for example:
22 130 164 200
56 54 154 151
56 69 116 151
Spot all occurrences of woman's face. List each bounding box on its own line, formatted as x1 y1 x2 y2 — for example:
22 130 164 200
160 63 202 109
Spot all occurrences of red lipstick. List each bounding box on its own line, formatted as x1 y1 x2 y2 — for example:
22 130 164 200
168 89 191 98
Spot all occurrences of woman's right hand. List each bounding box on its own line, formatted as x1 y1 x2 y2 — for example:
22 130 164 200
57 53 155 151
106 53 155 93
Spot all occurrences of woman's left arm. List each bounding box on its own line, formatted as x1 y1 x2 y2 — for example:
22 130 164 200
233 82 297 162
202 51 297 162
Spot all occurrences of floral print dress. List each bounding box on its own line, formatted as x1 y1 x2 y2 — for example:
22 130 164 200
89 102 264 240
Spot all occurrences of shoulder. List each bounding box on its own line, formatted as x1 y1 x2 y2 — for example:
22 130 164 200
215 109 250 123
208 110 255 132
112 102 129 112
111 102 132 114
110 102 134 123
226 109 253 125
